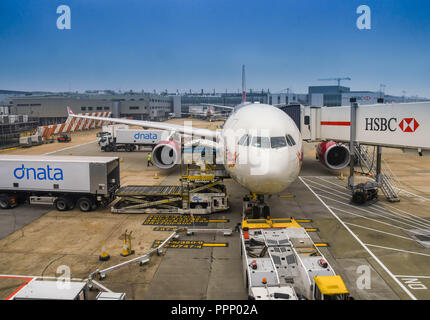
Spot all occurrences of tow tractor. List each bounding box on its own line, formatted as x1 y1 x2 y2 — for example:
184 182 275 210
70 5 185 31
111 163 229 214
240 215 351 300
57 132 71 143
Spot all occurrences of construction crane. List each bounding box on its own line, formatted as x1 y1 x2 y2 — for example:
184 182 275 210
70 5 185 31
318 77 351 86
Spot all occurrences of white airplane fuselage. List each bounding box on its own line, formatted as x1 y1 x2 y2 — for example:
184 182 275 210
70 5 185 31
219 103 303 195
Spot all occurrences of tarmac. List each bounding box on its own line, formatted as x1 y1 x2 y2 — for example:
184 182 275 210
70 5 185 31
1 120 430 300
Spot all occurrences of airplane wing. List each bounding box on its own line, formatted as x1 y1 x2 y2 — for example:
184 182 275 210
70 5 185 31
67 107 219 139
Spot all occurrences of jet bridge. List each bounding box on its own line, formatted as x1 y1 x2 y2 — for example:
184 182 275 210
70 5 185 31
281 101 430 203
288 101 430 153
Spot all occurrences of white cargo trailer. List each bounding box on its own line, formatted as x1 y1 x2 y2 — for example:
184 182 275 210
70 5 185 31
98 128 163 152
0 155 120 212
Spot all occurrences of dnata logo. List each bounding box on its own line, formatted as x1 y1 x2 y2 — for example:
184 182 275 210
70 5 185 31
14 164 64 181
365 118 420 133
192 196 202 202
134 132 158 140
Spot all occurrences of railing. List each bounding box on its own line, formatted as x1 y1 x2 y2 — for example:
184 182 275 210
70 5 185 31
354 144 400 202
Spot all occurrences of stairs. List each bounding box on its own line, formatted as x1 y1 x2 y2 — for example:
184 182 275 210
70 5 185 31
353 144 400 202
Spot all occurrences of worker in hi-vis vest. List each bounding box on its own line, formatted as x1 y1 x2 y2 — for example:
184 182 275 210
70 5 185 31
147 153 153 167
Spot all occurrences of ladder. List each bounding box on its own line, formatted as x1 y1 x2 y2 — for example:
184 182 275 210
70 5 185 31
354 144 400 202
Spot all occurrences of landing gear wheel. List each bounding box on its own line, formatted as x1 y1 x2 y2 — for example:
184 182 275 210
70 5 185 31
262 205 270 219
54 197 69 211
77 197 94 212
252 206 260 219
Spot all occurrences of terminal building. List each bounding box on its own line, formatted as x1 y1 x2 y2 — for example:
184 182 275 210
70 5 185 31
176 90 269 116
2 86 428 126
5 92 173 125
306 86 422 107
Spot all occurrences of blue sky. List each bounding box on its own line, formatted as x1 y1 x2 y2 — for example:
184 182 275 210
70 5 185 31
0 0 429 97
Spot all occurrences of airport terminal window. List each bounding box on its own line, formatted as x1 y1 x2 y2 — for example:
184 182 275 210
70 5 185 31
251 136 270 148
88 107 93 111
286 134 296 146
271 136 287 149
81 107 86 111
238 134 250 146
104 106 109 110
96 107 102 110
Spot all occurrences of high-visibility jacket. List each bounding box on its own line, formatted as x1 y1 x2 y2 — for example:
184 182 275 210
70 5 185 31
147 154 151 161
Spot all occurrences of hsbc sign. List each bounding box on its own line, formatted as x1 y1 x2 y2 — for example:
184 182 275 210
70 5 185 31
365 117 420 132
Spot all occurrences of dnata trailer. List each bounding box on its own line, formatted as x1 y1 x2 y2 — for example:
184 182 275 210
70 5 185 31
240 218 350 300
98 127 162 152
0 155 120 212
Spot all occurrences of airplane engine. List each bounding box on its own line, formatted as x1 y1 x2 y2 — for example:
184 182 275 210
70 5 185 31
151 139 181 169
316 141 350 170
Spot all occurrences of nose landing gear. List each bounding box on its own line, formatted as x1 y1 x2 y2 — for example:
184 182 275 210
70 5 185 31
243 193 270 219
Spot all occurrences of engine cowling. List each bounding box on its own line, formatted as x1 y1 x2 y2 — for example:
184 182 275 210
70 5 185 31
316 141 350 170
151 139 181 169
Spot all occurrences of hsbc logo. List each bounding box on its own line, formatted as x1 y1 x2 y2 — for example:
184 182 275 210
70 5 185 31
399 118 420 132
365 117 420 132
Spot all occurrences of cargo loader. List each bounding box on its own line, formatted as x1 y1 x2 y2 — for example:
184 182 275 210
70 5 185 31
111 164 228 214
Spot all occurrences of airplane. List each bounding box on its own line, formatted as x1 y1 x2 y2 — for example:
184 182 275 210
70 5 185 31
180 105 233 121
66 66 346 217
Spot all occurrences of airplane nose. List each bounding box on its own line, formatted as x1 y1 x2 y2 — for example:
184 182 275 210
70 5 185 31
246 148 298 194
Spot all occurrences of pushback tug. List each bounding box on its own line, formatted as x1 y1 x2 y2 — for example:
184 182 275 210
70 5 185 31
240 205 350 300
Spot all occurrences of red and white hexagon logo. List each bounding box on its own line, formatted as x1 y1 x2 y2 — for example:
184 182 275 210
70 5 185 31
399 118 420 132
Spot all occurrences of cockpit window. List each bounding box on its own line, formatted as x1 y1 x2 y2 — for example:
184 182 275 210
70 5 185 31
271 136 287 149
286 134 296 146
238 134 250 146
251 136 270 148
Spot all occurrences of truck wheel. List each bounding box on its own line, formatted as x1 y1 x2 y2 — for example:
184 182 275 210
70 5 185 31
77 197 94 212
54 197 69 211
0 195 10 209
125 145 134 152
105 145 112 152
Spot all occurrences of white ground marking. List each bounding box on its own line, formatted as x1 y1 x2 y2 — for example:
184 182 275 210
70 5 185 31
43 140 98 155
315 176 430 224
364 244 430 258
395 275 430 279
331 206 420 235
318 194 430 232
299 176 417 300
303 177 430 228
381 202 430 225
394 187 430 202
344 222 416 241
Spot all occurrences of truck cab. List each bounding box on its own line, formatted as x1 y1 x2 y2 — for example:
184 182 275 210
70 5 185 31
313 275 350 300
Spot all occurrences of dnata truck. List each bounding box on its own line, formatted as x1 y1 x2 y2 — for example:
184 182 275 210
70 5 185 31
0 155 120 212
98 125 162 152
